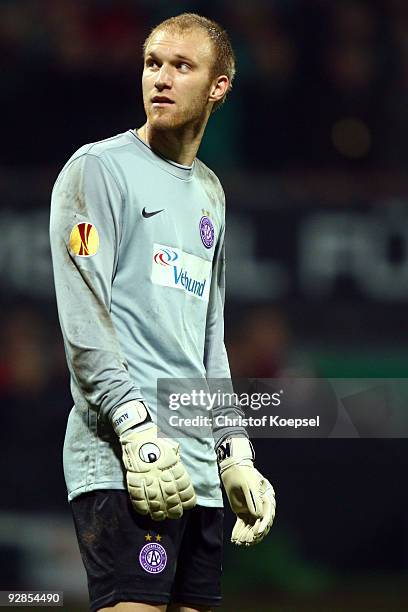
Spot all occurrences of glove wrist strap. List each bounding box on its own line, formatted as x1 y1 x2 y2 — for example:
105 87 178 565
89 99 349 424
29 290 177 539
111 400 152 437
217 437 255 470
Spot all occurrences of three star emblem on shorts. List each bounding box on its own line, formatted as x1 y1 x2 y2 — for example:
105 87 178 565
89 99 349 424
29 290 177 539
145 533 162 542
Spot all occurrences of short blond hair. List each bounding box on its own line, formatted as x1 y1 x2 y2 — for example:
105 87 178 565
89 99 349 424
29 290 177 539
143 13 236 111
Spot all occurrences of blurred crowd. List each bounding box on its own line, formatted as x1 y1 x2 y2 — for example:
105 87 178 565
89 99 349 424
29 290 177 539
3 0 408 169
0 304 70 511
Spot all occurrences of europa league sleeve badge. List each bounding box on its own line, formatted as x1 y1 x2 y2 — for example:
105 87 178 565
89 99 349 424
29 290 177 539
69 222 100 257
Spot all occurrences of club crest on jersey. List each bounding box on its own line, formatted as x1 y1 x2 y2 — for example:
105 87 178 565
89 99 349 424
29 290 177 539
199 216 215 249
69 222 99 257
139 541 167 574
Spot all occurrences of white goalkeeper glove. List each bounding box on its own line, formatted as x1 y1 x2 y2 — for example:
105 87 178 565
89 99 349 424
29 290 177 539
218 437 276 546
112 401 196 521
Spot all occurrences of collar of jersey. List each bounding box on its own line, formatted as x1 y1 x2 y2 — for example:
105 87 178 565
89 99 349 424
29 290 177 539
128 129 195 181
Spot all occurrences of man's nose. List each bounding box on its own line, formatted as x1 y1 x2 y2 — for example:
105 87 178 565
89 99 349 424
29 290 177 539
154 65 172 90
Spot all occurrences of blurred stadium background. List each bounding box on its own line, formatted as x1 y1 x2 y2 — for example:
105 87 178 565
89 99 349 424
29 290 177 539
1 0 408 610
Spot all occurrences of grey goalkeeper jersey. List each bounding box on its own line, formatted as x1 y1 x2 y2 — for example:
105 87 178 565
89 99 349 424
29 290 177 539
50 129 247 505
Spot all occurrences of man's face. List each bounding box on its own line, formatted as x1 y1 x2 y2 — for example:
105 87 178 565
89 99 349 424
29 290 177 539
142 28 216 132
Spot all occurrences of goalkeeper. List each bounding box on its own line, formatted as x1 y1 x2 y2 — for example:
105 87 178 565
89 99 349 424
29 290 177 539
50 12 275 612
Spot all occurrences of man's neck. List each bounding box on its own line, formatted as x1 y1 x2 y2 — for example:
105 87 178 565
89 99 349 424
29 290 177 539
137 119 209 166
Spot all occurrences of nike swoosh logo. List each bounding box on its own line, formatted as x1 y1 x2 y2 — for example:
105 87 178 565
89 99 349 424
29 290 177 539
142 207 164 218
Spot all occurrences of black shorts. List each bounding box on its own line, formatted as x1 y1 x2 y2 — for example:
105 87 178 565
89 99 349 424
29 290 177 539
71 490 223 611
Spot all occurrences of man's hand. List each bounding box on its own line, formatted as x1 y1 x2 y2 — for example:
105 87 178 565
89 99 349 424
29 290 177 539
218 437 276 546
112 401 197 521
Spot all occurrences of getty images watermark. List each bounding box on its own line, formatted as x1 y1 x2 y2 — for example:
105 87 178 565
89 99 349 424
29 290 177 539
155 378 406 439
167 388 319 430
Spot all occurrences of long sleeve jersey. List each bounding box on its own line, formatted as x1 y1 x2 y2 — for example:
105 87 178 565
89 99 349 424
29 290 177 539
50 129 247 505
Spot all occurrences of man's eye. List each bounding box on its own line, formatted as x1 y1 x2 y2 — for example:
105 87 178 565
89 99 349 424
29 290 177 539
146 59 158 68
178 63 190 71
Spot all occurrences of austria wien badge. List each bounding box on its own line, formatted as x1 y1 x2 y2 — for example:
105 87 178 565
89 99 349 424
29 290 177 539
139 534 167 574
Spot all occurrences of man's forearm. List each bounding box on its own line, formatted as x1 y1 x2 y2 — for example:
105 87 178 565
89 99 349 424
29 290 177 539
50 153 143 421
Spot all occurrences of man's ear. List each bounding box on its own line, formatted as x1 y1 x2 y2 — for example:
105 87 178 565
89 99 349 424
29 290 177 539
209 75 229 104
